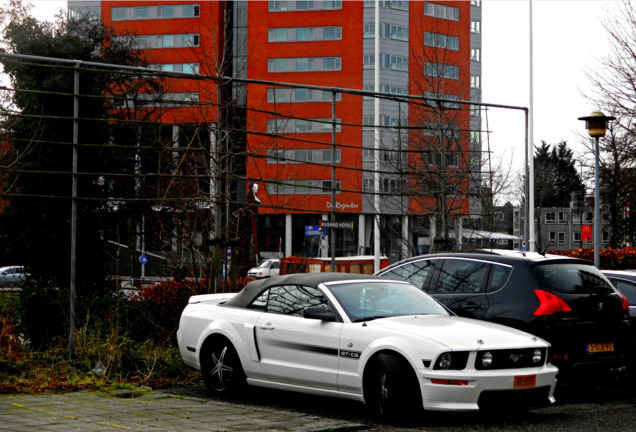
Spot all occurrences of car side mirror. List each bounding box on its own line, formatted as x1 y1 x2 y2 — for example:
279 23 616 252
303 306 336 322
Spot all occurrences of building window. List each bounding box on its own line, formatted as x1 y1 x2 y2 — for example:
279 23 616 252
267 148 339 164
558 211 567 223
268 57 342 72
70 5 101 19
471 48 481 62
111 7 126 20
424 3 460 21
323 57 342 70
322 149 342 163
470 75 481 89
545 212 556 224
471 20 481 34
494 211 504 221
125 33 200 49
603 231 609 243
269 1 342 12
573 231 581 243
383 54 408 71
363 54 408 71
424 32 460 51
267 88 341 103
323 27 342 40
381 177 406 193
471 1 481 6
363 84 409 100
425 62 460 80
151 63 200 74
363 54 375 68
363 178 374 191
549 232 556 244
268 26 342 42
267 118 342 134
111 4 199 21
321 180 341 193
558 232 565 244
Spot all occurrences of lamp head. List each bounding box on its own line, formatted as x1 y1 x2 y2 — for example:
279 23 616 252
578 112 616 138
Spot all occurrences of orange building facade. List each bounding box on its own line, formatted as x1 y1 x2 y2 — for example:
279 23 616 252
70 0 482 263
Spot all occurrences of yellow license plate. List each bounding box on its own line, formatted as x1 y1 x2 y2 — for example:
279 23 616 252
587 342 614 353
513 375 536 388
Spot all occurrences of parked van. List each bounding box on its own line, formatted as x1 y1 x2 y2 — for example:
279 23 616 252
247 258 280 279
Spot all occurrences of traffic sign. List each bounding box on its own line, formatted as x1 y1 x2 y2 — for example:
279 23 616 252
305 225 323 236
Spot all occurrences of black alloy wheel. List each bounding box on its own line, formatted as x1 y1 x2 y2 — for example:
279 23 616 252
201 338 246 394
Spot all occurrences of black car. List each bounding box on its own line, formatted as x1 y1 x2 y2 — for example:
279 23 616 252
376 250 632 376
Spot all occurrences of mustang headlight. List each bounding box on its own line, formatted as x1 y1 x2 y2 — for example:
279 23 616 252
437 353 452 370
433 352 469 370
481 351 493 368
533 348 543 364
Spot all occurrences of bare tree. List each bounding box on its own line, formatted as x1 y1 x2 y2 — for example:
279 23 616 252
584 1 636 248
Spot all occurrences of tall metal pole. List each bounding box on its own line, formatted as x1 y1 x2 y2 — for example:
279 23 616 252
331 92 337 271
373 0 381 271
528 0 536 252
68 62 79 358
594 136 601 268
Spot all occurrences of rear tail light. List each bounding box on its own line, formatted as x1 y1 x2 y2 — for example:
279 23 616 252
533 290 572 315
619 291 630 311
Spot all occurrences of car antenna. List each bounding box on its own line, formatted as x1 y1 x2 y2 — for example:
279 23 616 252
539 243 550 256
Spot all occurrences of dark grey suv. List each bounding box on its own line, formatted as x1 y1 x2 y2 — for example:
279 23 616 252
376 250 632 376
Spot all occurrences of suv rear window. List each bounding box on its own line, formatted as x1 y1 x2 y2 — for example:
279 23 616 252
531 263 615 294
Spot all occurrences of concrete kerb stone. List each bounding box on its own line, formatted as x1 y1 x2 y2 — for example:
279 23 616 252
0 390 367 432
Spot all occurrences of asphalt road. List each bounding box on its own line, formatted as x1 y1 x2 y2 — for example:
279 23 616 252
161 372 636 431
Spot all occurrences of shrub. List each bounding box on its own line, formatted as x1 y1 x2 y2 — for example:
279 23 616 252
127 277 249 345
548 246 636 269
17 279 69 350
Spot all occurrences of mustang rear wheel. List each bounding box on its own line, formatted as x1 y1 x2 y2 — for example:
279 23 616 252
364 352 423 422
201 338 246 395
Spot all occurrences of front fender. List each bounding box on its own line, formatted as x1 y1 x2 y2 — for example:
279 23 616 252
337 329 447 394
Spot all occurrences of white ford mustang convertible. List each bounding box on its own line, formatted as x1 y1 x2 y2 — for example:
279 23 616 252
177 273 558 421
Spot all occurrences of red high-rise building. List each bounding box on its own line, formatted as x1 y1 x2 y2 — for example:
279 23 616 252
69 0 482 264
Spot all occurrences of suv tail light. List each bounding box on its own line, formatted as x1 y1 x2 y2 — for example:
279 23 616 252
533 290 572 315
620 291 630 311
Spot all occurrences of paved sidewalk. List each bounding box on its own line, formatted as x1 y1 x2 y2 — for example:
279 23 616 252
0 390 366 431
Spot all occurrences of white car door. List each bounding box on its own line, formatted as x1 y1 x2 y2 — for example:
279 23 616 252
254 284 342 390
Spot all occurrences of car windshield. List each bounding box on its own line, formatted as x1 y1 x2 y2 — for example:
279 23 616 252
257 261 272 269
327 280 449 322
531 263 616 294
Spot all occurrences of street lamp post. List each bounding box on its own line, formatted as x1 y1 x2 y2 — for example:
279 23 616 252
578 112 615 268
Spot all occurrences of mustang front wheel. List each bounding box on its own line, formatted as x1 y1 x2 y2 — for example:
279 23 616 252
201 338 245 394
364 352 423 422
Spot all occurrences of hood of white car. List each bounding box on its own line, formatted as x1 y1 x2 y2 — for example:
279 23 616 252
365 314 548 350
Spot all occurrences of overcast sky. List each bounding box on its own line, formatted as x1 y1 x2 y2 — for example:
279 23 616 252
482 1 616 174
19 0 619 187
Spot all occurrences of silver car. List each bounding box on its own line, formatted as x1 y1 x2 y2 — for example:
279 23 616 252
0 266 28 287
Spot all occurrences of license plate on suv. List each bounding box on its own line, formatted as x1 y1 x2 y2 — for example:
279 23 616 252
586 342 614 353
513 375 536 388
